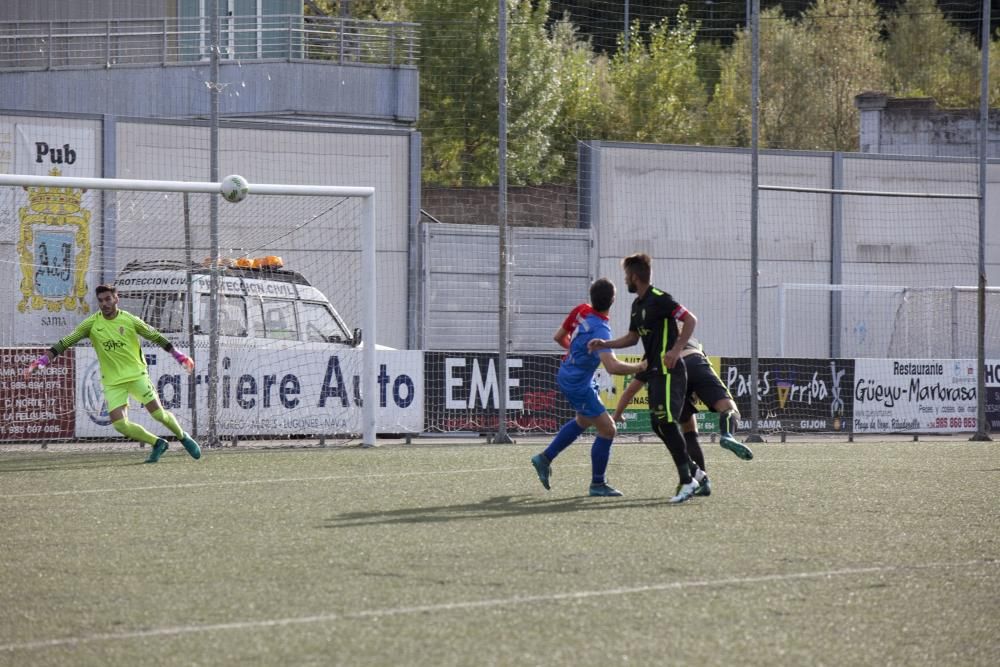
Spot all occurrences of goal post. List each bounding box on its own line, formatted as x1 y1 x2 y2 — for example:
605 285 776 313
0 173 378 447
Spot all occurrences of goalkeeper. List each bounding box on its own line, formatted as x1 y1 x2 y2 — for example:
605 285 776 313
24 284 202 463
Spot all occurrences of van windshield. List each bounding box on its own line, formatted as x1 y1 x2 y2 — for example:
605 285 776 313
300 301 352 343
118 293 186 333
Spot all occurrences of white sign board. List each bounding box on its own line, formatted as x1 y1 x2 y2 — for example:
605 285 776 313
74 347 424 438
853 359 978 433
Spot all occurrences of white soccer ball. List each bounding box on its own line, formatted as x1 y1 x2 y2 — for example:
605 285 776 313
220 174 249 203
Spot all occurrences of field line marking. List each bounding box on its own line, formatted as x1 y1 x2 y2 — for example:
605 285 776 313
0 454 932 499
0 465 588 498
1 559 995 652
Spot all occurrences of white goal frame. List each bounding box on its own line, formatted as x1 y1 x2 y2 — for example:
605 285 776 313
0 173 378 446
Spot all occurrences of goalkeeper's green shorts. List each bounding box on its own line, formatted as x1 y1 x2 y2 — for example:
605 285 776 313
104 375 157 411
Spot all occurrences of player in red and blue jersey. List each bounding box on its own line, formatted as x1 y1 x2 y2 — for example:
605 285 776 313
552 302 594 354
530 278 646 497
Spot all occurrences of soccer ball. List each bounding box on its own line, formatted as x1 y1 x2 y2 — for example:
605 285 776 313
220 174 249 203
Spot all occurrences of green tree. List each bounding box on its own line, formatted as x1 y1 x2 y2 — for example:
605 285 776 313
992 32 1000 106
885 0 980 107
707 0 885 151
606 7 710 144
706 6 814 148
547 16 615 178
304 0 406 20
412 0 566 186
505 0 566 184
803 0 886 150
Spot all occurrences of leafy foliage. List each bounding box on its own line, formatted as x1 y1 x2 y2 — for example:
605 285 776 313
305 0 999 180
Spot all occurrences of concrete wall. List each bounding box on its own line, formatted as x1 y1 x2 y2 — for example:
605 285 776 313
1 1 302 22
856 92 1000 158
421 185 578 229
1 0 179 21
1 61 418 124
582 141 1000 359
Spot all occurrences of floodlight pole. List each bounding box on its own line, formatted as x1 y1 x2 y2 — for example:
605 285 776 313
624 1 630 52
208 0 222 449
494 0 514 444
747 0 763 443
972 0 992 442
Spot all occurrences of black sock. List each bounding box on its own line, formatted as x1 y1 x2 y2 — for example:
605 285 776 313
684 431 705 472
653 421 693 484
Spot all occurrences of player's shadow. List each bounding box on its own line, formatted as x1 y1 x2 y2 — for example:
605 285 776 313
324 493 670 528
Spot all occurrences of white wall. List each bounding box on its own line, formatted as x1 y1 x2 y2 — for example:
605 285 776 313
591 142 1000 358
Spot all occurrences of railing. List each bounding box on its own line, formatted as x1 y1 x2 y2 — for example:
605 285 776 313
0 15 419 71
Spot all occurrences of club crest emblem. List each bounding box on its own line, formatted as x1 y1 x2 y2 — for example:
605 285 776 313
17 167 91 315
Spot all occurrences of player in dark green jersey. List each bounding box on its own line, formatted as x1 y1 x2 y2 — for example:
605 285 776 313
24 284 201 463
589 253 702 503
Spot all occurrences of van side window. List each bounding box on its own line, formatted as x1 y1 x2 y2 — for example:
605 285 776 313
262 299 298 340
300 301 350 343
248 298 265 338
119 293 185 333
199 295 249 336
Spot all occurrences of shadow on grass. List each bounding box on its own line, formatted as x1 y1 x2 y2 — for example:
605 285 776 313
326 493 673 528
0 455 146 473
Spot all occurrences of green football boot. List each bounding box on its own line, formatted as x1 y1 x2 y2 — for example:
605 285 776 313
180 434 202 460
530 453 551 490
145 438 169 464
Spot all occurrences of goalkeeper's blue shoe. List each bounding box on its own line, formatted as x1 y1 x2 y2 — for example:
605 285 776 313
589 483 623 497
720 435 754 461
180 434 202 460
145 438 168 464
530 453 551 490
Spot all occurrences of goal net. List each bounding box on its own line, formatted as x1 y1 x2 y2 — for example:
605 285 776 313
0 173 381 447
775 283 1000 359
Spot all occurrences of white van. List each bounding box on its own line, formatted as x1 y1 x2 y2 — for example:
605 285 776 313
113 258 361 348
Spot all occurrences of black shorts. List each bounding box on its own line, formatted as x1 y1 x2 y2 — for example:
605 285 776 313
678 353 733 423
645 364 687 424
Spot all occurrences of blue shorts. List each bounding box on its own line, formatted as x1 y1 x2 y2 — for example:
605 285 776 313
560 381 607 418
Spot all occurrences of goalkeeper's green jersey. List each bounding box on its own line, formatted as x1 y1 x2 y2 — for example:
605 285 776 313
51 310 173 386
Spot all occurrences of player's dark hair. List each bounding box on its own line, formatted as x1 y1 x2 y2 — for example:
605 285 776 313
95 284 117 297
590 278 615 312
622 253 651 283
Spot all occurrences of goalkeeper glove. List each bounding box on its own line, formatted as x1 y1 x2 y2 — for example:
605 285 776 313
172 349 195 374
23 354 50 380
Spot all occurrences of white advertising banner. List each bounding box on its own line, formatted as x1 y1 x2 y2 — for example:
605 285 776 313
853 359 978 433
74 347 424 438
